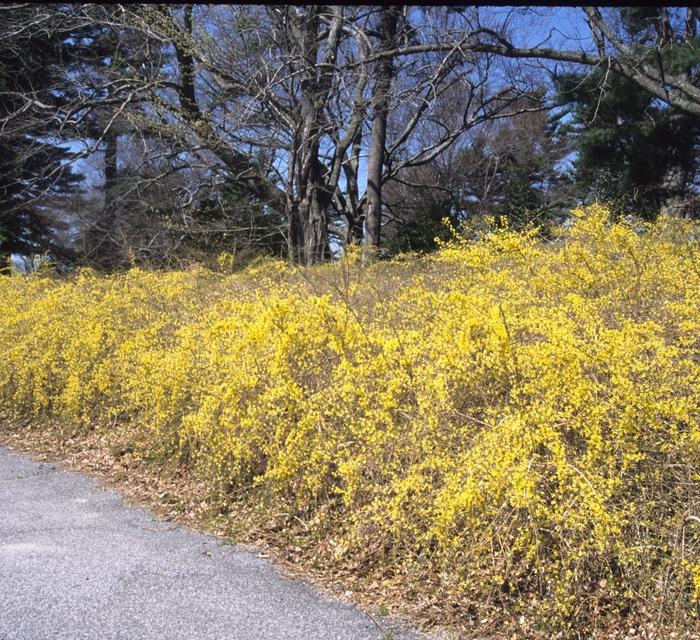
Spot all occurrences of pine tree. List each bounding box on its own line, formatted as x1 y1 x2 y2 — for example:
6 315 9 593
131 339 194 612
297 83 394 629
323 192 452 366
0 5 83 261
554 8 700 219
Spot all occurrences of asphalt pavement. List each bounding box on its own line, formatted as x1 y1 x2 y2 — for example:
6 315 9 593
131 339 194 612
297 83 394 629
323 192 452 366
0 446 428 640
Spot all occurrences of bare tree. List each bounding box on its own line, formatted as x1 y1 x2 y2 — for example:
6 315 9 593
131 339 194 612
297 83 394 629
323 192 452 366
364 5 401 259
458 7 700 117
0 4 573 265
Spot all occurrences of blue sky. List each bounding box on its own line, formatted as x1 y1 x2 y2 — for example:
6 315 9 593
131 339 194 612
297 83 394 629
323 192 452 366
68 7 594 199
505 7 592 50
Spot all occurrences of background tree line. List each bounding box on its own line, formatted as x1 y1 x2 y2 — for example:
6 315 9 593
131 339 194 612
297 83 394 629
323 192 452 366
2 4 700 270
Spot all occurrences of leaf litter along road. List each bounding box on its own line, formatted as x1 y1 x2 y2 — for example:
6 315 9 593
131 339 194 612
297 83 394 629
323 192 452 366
0 446 436 640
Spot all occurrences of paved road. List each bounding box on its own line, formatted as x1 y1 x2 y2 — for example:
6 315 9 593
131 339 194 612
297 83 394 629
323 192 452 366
0 447 426 640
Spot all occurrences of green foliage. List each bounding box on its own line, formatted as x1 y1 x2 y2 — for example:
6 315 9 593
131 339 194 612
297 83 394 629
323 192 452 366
0 5 84 258
183 179 288 264
556 69 696 218
554 10 700 220
494 169 552 230
382 198 458 255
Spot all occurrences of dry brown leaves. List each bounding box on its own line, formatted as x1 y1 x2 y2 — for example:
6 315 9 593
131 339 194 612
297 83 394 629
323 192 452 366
1 417 699 640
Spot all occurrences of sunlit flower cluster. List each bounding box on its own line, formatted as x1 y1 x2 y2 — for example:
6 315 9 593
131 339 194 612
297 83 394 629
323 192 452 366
2 205 699 632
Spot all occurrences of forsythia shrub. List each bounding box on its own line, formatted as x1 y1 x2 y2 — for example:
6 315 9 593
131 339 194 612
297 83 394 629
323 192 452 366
1 205 700 635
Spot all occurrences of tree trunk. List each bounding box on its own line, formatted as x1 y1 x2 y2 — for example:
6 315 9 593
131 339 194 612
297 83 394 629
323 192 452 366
660 112 693 216
346 207 365 246
168 6 287 215
364 6 400 261
100 128 119 262
659 163 689 216
287 201 305 263
286 6 341 265
344 127 365 246
295 128 330 266
301 181 331 265
104 129 117 213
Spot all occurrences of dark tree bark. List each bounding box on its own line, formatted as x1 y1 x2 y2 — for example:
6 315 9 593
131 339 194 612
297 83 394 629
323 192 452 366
364 6 401 260
89 126 121 265
164 6 287 212
660 113 694 215
345 127 365 246
285 6 342 264
103 128 118 217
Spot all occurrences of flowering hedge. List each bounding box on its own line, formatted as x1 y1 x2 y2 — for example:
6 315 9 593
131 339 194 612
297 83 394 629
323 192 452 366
2 205 700 634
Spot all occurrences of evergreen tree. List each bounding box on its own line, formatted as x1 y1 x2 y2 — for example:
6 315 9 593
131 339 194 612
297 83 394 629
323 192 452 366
0 5 84 260
554 8 700 219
